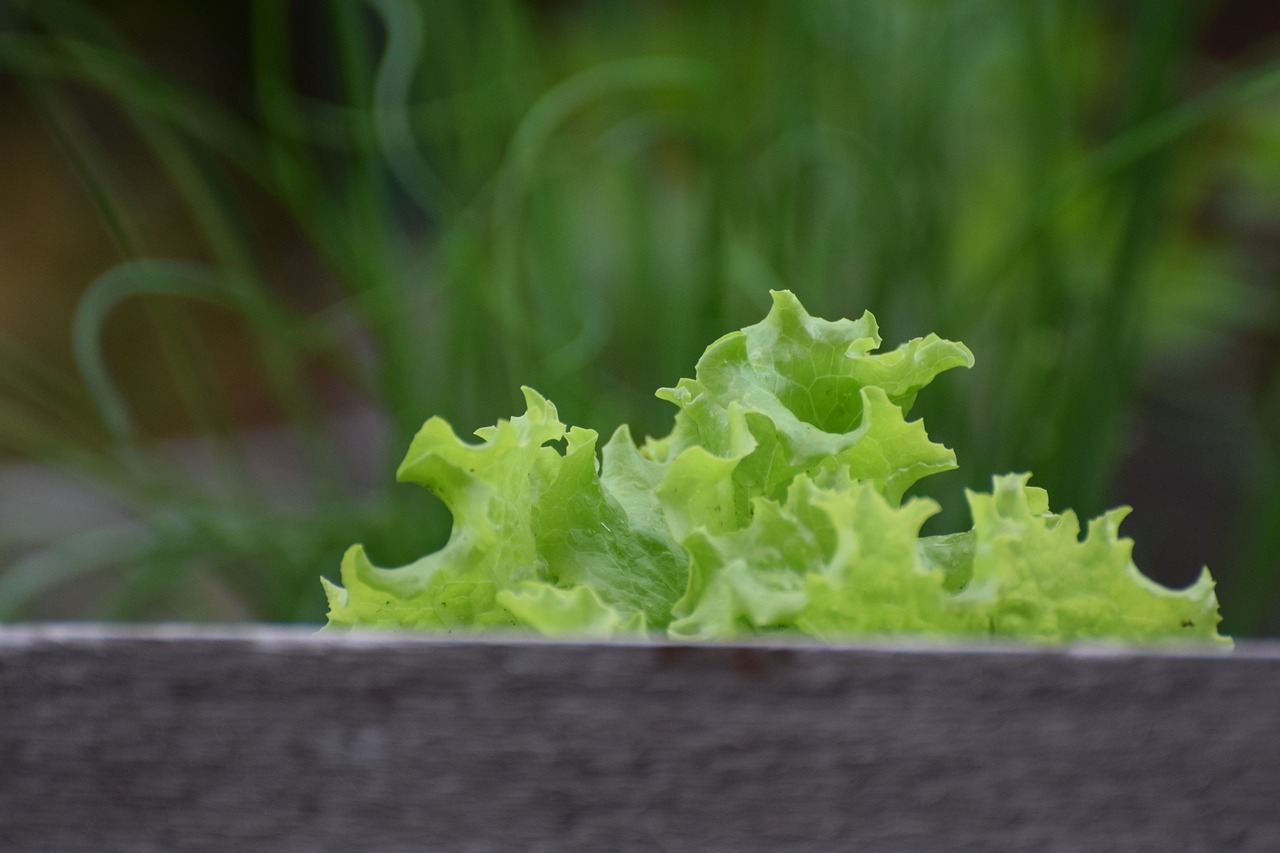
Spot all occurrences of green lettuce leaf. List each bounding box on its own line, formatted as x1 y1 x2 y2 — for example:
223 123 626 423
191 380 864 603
959 474 1227 645
649 289 972 538
324 388 686 636
668 474 987 640
323 387 564 630
529 423 687 628
323 290 1229 647
497 582 648 638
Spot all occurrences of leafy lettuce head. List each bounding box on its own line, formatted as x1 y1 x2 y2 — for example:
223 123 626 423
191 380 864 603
323 290 1228 646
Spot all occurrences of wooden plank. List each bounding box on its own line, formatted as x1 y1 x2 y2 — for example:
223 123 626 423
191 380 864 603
1 626 1277 852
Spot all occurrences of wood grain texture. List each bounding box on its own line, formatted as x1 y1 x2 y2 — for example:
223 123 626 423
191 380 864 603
1 626 1277 852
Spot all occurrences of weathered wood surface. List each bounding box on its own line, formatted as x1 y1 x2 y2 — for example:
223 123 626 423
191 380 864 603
1 626 1277 852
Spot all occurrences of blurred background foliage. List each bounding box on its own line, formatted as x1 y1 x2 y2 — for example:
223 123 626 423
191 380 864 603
0 0 1278 633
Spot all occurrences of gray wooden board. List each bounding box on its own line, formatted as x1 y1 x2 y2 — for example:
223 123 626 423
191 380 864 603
1 626 1278 852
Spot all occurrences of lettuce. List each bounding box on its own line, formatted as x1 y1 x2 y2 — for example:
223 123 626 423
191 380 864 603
323 291 1228 645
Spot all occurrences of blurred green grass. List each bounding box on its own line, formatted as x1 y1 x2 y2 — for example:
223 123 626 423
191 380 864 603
0 0 1278 633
